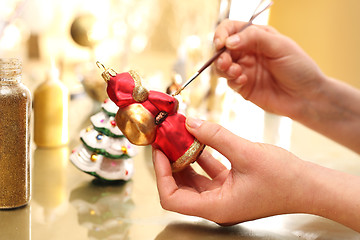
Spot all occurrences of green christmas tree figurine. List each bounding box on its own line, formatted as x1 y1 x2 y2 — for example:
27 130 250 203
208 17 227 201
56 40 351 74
70 99 137 181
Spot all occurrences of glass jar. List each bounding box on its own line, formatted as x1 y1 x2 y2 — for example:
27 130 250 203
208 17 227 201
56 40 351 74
0 58 31 209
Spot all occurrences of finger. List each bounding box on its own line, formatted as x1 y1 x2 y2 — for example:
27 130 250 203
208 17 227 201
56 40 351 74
196 150 228 179
213 19 233 50
227 74 248 93
226 63 242 80
185 118 253 170
153 149 221 219
173 166 213 193
214 20 250 50
153 150 212 215
160 184 217 219
152 149 180 198
214 53 242 81
214 52 232 73
226 25 285 59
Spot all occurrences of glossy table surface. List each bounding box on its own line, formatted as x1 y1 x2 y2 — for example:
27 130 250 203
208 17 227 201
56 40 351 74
1 95 360 240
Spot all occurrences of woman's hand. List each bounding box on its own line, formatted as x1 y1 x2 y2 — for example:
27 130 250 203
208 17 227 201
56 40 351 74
153 118 311 225
214 20 360 154
153 118 360 231
213 20 325 120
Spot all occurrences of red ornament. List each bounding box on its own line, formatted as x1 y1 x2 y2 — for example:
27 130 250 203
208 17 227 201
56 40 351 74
105 70 204 172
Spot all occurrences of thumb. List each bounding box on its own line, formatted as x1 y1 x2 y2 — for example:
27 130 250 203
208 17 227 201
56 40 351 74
185 117 252 169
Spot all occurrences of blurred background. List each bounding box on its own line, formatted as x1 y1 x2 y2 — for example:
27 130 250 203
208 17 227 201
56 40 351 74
1 0 360 150
2 1 360 239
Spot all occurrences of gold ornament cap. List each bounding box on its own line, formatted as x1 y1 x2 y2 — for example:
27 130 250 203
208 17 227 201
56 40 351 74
96 61 117 82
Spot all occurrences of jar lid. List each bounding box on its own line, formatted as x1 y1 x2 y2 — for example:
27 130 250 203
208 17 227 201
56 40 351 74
0 58 22 80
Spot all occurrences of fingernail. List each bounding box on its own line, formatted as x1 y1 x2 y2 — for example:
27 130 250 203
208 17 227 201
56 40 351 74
226 35 240 48
186 117 203 129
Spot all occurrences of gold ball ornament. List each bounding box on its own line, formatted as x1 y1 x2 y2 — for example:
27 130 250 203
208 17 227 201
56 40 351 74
70 14 102 48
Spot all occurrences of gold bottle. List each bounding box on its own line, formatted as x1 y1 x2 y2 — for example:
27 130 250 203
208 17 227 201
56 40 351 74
0 58 31 209
34 62 69 147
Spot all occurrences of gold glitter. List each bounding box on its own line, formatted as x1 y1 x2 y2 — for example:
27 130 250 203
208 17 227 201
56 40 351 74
171 139 205 172
128 70 149 102
132 85 149 102
0 58 31 209
128 70 142 87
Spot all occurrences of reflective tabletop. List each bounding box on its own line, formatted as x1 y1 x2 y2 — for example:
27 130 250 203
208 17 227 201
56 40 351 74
1 96 359 240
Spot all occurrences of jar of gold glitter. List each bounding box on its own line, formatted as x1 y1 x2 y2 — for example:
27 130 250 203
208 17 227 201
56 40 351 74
0 58 31 209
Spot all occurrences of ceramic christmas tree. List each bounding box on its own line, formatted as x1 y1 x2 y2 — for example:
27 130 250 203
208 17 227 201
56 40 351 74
70 99 137 181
